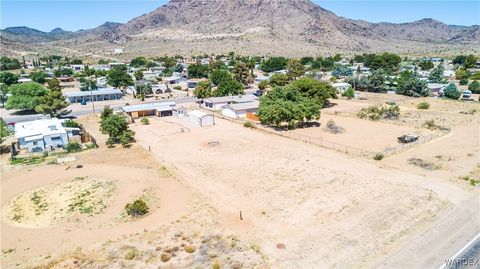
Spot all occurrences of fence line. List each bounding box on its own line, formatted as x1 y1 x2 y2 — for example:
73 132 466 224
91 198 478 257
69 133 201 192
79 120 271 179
210 110 449 159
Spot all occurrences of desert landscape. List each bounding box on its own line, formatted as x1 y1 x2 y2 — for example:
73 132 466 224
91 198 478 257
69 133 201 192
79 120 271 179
2 93 478 268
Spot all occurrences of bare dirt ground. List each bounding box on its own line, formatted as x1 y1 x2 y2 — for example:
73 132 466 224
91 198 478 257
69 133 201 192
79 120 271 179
1 94 478 269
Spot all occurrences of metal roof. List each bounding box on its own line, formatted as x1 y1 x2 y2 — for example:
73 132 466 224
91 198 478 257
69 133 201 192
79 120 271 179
122 101 175 113
64 89 122 98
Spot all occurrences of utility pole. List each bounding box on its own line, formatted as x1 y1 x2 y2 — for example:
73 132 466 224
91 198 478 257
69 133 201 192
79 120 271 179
89 82 96 114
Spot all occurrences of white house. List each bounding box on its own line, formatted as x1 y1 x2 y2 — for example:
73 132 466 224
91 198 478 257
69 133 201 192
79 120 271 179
164 76 186 84
331 82 352 93
189 110 215 127
122 101 176 121
70 64 85 72
202 94 258 110
221 101 259 119
15 119 80 152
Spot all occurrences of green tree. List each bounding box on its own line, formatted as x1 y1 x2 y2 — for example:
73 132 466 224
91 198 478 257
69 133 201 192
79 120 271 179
468 81 480 94
419 60 434 70
290 77 337 105
367 70 386 92
98 59 109 64
0 119 12 144
134 69 144 81
100 106 114 120
35 78 70 117
0 84 8 107
258 80 269 90
300 57 315 65
210 69 231 86
332 65 353 78
100 113 134 147
287 59 305 79
188 64 209 79
107 65 133 87
269 73 290 87
455 68 469 80
0 57 21 70
5 82 47 110
452 55 467 65
193 80 213 98
470 72 480 81
0 72 19 86
443 83 461 99
30 70 47 84
130 57 148 67
397 71 430 97
260 57 288 73
465 54 477 68
215 79 243 96
232 62 250 85
429 65 445 83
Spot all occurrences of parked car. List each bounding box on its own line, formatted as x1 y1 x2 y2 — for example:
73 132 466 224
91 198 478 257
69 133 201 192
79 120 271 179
398 134 419 144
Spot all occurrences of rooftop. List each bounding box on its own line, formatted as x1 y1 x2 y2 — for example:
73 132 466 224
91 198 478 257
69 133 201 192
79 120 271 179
64 89 122 98
15 118 69 139
122 101 176 113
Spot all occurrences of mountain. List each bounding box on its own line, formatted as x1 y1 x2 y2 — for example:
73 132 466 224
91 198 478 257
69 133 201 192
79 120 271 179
1 0 478 57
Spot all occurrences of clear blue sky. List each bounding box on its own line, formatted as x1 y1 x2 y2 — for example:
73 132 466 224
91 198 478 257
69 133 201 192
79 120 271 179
1 0 479 32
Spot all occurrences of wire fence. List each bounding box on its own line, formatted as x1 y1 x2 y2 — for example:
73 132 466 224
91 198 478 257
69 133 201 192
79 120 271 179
211 110 449 159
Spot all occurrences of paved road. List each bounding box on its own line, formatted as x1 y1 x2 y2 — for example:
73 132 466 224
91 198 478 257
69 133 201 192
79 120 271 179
441 233 480 269
1 97 198 124
371 192 480 269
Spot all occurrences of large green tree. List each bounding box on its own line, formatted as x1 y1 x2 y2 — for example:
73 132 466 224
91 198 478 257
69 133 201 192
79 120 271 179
107 65 133 87
193 80 213 98
35 78 70 117
428 65 445 83
215 79 243 97
30 70 48 84
0 72 19 86
287 59 305 79
396 71 430 97
100 113 135 147
0 57 21 70
210 69 232 86
188 64 209 79
260 57 288 73
5 82 47 110
232 62 250 85
443 83 461 99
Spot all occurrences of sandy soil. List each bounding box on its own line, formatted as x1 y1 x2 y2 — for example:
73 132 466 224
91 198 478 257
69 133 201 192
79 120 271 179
1 93 478 269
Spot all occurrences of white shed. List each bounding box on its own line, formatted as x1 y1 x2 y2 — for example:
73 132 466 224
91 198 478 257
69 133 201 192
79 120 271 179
189 110 215 127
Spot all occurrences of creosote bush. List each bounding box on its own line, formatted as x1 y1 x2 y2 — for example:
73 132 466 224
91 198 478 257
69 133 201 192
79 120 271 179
141 117 150 125
417 102 430 110
125 198 149 217
65 141 82 153
243 121 255 128
373 153 384 161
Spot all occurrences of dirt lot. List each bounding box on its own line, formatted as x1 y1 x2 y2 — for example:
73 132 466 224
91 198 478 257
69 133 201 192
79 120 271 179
1 93 478 269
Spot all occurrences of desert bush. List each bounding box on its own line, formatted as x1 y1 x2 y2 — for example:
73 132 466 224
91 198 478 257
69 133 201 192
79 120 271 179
443 83 461 99
184 245 196 253
124 247 138 260
357 104 400 120
423 120 449 131
408 158 440 170
243 121 255 128
174 85 182 91
212 262 221 269
341 87 355 99
325 120 345 134
160 253 171 262
140 117 150 125
373 153 384 161
65 142 82 153
63 119 81 128
417 102 430 109
125 198 149 217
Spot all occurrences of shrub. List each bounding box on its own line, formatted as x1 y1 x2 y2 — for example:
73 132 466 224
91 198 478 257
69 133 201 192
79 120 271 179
125 198 149 217
325 120 345 134
124 247 138 260
468 81 480 94
459 78 469 85
65 142 82 153
212 263 221 269
423 119 449 131
160 253 171 262
443 83 461 99
341 87 355 99
174 85 182 91
373 153 384 161
243 121 255 128
417 102 430 109
63 119 80 128
140 117 150 125
184 245 196 253
358 104 400 120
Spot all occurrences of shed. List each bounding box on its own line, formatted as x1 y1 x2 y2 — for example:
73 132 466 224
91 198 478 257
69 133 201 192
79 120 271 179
189 110 214 127
221 101 259 119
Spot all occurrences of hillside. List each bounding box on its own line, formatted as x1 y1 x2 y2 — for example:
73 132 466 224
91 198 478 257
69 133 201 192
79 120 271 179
1 0 478 57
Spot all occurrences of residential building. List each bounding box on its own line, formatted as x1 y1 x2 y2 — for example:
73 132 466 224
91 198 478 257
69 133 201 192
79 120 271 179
15 119 80 152
122 101 176 122
64 89 123 103
189 110 215 127
331 82 352 93
202 94 258 110
221 101 259 119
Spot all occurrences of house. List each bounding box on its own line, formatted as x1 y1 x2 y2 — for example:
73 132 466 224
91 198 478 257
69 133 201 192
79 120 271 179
152 84 171 94
427 83 447 95
189 110 215 127
64 89 123 103
143 71 161 80
221 101 259 119
92 65 111 71
331 82 352 93
202 94 258 110
15 118 80 152
122 101 176 122
164 76 186 84
70 64 85 72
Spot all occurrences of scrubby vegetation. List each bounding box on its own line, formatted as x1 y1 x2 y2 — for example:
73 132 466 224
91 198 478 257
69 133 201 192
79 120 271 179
357 104 400 120
125 198 149 217
324 120 345 134
140 117 150 125
417 102 430 109
65 141 82 153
